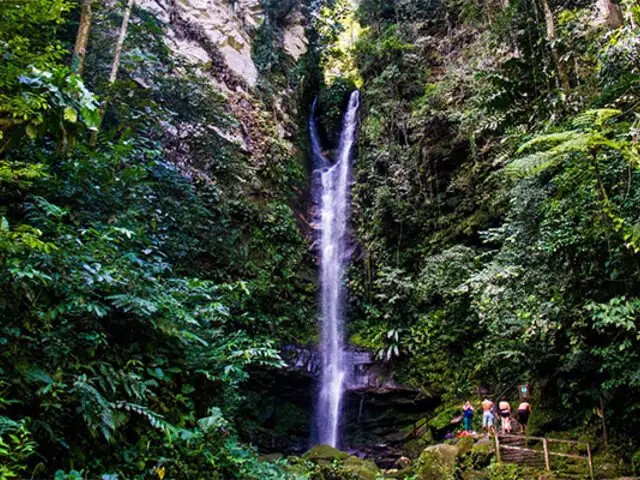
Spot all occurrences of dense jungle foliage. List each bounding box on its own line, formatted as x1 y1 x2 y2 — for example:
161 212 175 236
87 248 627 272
1 0 640 477
315 0 640 465
0 0 316 477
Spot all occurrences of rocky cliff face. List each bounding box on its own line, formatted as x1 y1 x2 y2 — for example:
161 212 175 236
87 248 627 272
139 0 265 86
138 0 309 169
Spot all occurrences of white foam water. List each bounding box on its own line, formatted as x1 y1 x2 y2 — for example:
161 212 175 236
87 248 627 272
311 91 360 448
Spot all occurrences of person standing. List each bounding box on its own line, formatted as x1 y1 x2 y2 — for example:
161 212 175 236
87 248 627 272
463 401 474 432
499 397 512 434
481 397 495 434
518 401 532 434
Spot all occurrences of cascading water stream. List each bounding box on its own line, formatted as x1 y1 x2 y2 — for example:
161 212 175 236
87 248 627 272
311 91 360 448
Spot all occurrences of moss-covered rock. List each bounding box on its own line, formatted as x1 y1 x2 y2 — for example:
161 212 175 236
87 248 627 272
304 444 350 465
470 443 490 455
593 451 625 479
417 444 459 480
430 406 461 431
341 455 380 480
456 436 475 455
468 442 493 470
460 472 490 480
283 456 312 477
303 446 379 479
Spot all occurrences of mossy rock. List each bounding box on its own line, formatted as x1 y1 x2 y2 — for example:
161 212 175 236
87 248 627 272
304 444 350 465
430 406 461 431
460 472 489 480
417 444 459 480
470 443 490 455
283 456 313 476
468 442 493 470
456 436 475 455
594 457 624 478
342 455 380 480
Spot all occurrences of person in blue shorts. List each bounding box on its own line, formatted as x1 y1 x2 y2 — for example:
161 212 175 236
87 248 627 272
481 397 495 433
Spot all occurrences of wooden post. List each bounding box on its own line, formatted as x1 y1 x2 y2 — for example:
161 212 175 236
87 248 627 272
587 443 594 480
494 433 501 463
543 438 551 471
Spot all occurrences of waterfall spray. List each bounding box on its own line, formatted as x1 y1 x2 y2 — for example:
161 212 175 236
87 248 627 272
311 91 360 448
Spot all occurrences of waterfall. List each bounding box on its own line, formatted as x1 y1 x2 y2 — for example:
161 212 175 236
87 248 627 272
311 91 360 448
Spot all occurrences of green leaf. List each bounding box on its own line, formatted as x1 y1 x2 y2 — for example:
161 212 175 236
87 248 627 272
80 107 100 130
26 123 38 139
63 107 77 123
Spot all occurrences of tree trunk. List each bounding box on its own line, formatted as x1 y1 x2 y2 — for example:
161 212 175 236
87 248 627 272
90 0 135 146
600 397 609 449
72 0 93 75
107 0 135 85
538 0 571 94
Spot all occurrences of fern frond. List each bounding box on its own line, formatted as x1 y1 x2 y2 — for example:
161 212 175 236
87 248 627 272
508 133 592 177
516 131 581 154
107 294 158 316
573 108 621 128
113 401 180 435
507 150 563 177
72 376 115 441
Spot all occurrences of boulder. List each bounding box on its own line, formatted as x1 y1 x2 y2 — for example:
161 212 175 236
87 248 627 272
417 444 459 480
283 455 313 477
304 444 350 465
468 443 492 469
304 445 380 479
456 436 474 455
460 472 489 480
342 455 380 480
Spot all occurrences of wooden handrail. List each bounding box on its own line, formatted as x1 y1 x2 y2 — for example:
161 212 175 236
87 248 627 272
499 433 546 442
499 433 589 446
546 437 587 445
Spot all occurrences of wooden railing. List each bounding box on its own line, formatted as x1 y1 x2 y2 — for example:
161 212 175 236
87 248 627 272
495 433 594 479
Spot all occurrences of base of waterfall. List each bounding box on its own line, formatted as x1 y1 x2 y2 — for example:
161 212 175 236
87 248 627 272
242 348 439 467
